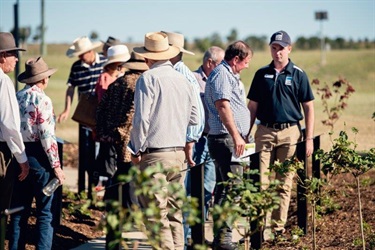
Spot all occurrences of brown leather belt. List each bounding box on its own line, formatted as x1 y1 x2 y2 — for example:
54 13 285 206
142 147 184 154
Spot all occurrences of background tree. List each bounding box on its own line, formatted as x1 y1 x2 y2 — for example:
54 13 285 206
243 35 267 51
11 26 31 45
226 28 238 44
209 32 224 48
90 31 99 41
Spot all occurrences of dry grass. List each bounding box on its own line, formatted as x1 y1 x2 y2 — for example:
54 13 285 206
16 44 375 152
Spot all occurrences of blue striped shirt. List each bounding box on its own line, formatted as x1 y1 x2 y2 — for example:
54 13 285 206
67 53 107 95
204 60 250 137
174 61 204 142
130 60 199 153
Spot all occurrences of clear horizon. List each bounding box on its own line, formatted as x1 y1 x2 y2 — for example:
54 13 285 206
1 0 374 44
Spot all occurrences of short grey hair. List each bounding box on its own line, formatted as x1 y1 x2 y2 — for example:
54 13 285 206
203 46 224 64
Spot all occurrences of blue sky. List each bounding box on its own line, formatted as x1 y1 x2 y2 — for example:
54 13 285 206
1 0 374 44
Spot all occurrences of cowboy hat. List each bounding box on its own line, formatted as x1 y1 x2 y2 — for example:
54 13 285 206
66 36 102 58
122 51 148 71
18 57 57 84
133 32 180 60
103 45 131 67
0 32 26 53
161 31 194 55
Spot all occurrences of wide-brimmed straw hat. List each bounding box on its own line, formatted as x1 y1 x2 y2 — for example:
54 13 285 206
18 57 57 84
0 32 26 53
122 52 148 71
66 36 102 58
133 32 180 60
161 31 194 55
103 45 131 67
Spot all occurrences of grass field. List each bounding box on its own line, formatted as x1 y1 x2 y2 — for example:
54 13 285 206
12 45 375 152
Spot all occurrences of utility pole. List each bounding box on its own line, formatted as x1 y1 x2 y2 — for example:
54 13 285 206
40 0 46 55
315 11 328 65
14 0 20 91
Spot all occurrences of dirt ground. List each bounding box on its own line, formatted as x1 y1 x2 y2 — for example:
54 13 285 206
4 143 375 250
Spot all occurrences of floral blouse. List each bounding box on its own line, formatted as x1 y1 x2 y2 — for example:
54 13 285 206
16 85 60 168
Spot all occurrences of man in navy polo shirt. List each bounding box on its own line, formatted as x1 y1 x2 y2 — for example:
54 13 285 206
247 30 315 241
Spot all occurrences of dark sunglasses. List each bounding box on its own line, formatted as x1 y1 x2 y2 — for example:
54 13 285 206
4 51 19 58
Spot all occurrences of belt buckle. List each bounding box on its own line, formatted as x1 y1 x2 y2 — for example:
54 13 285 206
280 123 289 130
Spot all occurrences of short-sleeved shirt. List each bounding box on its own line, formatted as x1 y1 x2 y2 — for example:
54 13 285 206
247 59 314 123
204 60 250 138
67 53 106 96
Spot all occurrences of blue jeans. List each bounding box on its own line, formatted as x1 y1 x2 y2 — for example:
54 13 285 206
184 135 216 243
9 156 54 250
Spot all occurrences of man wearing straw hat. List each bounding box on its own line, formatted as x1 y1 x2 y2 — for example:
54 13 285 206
162 31 205 246
57 36 106 194
129 31 199 250
0 32 30 213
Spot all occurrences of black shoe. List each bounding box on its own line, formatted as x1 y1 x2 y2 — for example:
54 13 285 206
239 237 245 244
205 239 213 247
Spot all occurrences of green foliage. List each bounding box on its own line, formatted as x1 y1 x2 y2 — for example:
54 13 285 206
316 193 342 215
316 128 375 178
68 191 92 218
97 163 201 250
315 127 375 249
211 168 281 243
290 226 305 244
268 157 304 174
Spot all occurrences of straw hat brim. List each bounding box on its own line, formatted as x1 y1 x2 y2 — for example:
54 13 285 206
180 48 195 55
122 61 149 71
133 45 180 60
66 41 103 58
103 54 131 67
18 68 57 84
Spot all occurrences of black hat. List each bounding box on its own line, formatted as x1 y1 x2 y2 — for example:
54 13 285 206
269 31 291 47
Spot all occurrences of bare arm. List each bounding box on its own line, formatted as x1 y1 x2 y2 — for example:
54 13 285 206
215 99 245 157
302 100 315 157
247 100 258 132
57 86 75 123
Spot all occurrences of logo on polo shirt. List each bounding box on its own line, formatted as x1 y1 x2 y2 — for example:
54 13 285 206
285 76 292 85
264 74 273 79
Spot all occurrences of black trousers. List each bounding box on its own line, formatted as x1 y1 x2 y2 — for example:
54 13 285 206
0 142 17 212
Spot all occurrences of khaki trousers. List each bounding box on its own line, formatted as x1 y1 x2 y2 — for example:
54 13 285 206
139 150 186 250
254 124 301 234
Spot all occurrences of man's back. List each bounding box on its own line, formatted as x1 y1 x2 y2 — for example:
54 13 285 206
131 61 198 151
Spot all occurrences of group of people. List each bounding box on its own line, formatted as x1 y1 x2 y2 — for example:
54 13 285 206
0 28 315 250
